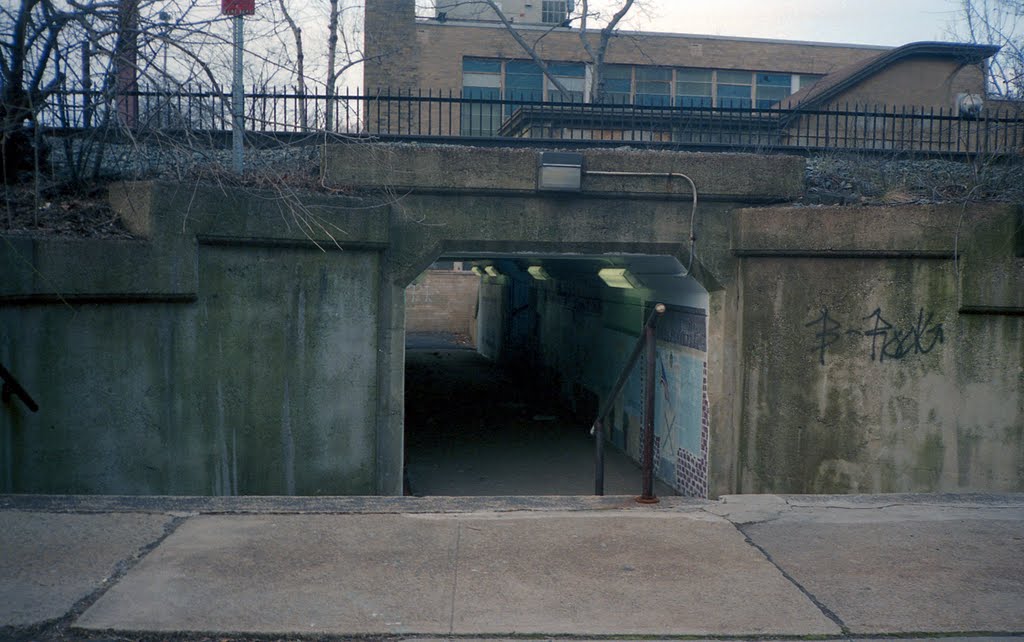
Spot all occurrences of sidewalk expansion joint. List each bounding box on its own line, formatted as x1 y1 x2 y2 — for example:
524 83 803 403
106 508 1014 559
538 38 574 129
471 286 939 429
732 521 850 636
55 513 192 639
448 520 463 635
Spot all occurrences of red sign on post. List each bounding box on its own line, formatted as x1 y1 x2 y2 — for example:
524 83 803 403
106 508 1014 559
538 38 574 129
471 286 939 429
222 0 255 15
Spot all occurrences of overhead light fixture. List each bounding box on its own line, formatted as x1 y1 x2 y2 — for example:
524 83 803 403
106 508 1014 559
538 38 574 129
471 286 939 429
527 266 550 281
470 266 485 276
538 151 583 191
484 266 501 277
598 267 642 289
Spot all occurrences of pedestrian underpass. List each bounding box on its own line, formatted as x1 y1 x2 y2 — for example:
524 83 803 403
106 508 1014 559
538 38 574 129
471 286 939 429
403 253 710 497
9 146 1019 498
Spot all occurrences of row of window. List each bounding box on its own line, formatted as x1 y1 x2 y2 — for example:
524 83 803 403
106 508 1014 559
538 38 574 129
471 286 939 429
462 58 822 110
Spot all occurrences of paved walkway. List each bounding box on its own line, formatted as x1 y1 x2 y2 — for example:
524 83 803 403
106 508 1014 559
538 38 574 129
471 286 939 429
1 493 1022 641
405 347 674 497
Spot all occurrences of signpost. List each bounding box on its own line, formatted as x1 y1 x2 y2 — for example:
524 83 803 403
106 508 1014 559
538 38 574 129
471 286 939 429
221 0 255 13
222 0 255 173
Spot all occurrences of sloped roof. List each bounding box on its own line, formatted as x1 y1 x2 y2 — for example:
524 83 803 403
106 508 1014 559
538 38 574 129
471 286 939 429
782 41 1001 109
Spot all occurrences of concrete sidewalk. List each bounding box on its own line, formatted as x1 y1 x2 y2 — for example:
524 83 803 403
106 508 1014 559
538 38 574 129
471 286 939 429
1 494 1022 641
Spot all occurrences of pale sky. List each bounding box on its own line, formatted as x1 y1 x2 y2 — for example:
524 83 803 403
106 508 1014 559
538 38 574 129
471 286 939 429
586 0 967 47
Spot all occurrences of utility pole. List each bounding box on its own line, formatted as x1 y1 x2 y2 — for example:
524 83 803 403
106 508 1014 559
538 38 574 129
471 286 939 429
222 0 255 173
232 15 244 173
159 11 171 86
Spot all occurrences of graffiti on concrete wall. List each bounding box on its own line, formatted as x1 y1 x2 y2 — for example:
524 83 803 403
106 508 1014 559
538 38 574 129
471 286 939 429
805 307 945 365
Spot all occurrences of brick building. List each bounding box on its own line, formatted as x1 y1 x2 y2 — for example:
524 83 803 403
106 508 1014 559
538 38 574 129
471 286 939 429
364 0 1001 143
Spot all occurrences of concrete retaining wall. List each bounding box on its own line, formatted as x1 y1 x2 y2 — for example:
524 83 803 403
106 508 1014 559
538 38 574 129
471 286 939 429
1 182 387 495
730 203 1024 493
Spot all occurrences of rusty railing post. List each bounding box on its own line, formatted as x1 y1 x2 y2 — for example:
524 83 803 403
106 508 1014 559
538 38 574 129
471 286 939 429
638 313 659 504
590 302 665 498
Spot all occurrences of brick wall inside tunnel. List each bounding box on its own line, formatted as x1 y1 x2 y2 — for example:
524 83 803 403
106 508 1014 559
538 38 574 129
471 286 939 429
405 269 480 337
474 272 711 497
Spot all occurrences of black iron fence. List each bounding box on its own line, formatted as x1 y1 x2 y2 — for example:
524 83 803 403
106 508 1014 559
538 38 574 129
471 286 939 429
37 86 1024 155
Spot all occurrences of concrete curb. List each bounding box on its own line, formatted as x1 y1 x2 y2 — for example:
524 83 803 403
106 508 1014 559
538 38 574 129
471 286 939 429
0 494 710 515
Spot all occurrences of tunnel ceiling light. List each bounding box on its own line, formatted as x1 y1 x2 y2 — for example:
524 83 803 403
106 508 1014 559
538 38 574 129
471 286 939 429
598 267 642 289
538 152 583 191
471 266 484 276
527 266 551 281
484 266 501 277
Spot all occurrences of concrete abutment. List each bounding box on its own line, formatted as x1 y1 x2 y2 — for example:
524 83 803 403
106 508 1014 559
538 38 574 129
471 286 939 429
1 144 1021 496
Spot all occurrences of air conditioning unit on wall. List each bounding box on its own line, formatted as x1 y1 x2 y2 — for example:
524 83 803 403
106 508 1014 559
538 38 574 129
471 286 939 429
957 93 984 118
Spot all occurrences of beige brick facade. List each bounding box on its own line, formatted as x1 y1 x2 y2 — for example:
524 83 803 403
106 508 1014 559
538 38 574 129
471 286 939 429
811 58 985 111
364 0 887 93
362 0 1006 151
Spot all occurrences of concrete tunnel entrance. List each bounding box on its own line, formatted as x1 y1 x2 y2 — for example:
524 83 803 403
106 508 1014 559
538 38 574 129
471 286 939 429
402 252 711 497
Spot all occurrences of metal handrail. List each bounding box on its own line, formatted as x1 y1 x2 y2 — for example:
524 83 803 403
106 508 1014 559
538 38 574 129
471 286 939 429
1 364 39 413
591 302 665 501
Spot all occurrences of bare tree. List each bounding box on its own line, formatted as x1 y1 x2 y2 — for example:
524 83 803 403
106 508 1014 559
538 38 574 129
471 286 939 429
1 0 65 183
277 0 307 130
325 0 342 129
239 1 370 131
434 0 642 101
473 0 573 95
576 0 636 102
325 0 368 130
954 0 1024 98
0 0 252 194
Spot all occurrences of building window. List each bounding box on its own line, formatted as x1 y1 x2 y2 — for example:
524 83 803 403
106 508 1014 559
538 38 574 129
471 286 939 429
462 58 586 132
716 70 752 108
755 73 791 108
635 67 672 106
545 62 586 103
600 65 633 104
542 0 570 25
676 68 713 108
795 74 823 91
462 58 502 136
461 57 805 136
504 60 544 115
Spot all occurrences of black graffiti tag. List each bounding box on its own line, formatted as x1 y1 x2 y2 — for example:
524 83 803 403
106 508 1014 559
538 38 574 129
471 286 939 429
876 308 945 362
807 307 945 365
805 307 842 366
862 308 893 362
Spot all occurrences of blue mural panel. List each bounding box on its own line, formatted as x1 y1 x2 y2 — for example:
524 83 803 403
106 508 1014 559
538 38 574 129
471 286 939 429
654 345 704 457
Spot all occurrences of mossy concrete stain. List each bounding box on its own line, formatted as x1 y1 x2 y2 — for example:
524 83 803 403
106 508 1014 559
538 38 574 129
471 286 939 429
913 432 946 490
734 203 1022 495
